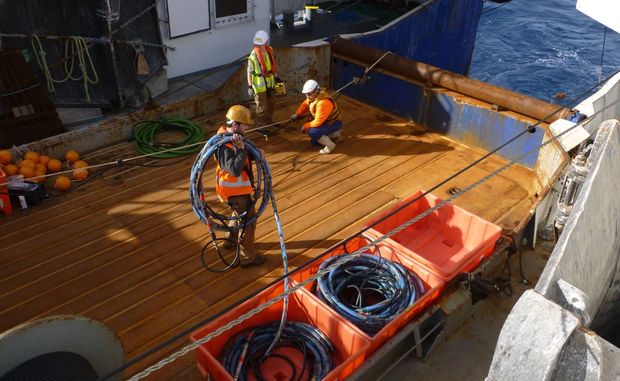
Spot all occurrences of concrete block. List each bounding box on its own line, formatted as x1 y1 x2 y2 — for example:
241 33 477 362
552 328 620 381
487 290 580 381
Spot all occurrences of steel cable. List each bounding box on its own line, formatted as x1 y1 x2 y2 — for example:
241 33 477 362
102 68 620 381
122 97 620 381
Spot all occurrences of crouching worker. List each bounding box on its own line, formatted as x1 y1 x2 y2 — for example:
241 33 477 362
214 105 265 268
290 79 343 154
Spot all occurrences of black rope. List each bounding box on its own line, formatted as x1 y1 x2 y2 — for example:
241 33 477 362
503 234 529 285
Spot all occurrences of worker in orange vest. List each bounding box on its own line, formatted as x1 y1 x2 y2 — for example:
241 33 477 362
214 105 265 268
247 30 280 128
290 79 343 154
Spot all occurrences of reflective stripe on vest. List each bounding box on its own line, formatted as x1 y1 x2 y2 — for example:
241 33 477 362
215 137 253 201
249 48 275 93
309 95 341 125
217 175 252 189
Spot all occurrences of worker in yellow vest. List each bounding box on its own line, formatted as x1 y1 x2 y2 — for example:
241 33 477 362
247 30 280 128
290 79 343 154
214 105 265 268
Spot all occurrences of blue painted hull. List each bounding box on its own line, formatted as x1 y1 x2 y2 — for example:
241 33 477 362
332 0 544 168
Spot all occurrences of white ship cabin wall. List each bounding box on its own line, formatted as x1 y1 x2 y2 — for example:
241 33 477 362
158 0 271 78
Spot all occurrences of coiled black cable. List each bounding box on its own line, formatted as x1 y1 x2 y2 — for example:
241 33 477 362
316 253 425 335
220 322 333 381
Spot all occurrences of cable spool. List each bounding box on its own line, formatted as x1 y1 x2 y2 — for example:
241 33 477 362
132 117 205 159
0 316 124 381
220 322 333 381
316 253 425 335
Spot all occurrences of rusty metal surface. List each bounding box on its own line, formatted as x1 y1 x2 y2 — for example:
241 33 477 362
274 44 331 95
331 37 573 123
18 45 327 158
17 65 248 159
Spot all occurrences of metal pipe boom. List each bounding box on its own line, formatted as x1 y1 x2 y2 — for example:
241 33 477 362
331 37 573 123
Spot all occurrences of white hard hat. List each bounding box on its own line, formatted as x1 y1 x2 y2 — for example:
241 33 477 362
253 30 269 45
302 79 319 94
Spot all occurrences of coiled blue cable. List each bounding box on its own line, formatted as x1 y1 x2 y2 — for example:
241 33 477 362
190 133 269 228
221 321 334 381
316 253 425 335
189 133 291 357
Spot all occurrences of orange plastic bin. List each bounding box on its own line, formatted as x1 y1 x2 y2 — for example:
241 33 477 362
290 235 445 353
363 190 502 282
190 281 371 381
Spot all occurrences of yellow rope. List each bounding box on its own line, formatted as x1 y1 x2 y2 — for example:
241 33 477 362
31 36 99 103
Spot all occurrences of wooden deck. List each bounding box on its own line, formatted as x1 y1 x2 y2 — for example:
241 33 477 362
0 94 537 380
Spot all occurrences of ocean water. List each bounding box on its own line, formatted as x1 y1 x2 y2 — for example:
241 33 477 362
470 0 620 107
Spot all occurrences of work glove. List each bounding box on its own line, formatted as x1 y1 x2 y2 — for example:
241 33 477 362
289 113 298 121
248 86 254 97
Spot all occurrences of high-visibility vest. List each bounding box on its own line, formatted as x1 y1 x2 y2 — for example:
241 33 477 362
215 128 253 201
310 94 341 125
248 46 277 94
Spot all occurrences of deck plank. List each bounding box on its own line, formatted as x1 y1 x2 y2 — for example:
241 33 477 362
0 95 539 379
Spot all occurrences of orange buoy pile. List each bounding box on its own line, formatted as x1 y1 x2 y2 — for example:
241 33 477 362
0 149 90 193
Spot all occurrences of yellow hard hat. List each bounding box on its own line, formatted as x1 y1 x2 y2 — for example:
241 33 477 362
226 105 254 125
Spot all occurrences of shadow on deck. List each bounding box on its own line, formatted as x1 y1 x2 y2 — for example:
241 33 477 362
0 94 537 379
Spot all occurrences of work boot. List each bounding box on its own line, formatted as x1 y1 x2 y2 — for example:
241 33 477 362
240 255 266 268
329 130 344 143
318 135 336 154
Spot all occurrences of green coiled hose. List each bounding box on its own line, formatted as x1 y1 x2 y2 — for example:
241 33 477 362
132 117 205 159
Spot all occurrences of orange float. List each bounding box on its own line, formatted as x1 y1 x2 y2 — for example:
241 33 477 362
19 166 35 179
39 155 50 165
54 176 71 191
73 169 88 181
3 164 18 176
47 159 62 173
24 151 40 163
73 160 88 169
0 150 12 164
65 150 80 163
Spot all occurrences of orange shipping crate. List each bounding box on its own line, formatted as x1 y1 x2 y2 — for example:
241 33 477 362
363 190 502 282
290 235 445 353
190 281 371 381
